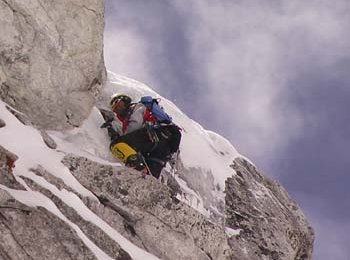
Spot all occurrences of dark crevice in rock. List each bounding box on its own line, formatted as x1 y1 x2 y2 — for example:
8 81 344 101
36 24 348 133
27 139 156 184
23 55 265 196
93 193 138 229
0 210 7 221
204 250 213 260
88 77 101 91
65 112 80 128
91 193 151 251
82 6 99 16
0 118 5 127
0 206 31 215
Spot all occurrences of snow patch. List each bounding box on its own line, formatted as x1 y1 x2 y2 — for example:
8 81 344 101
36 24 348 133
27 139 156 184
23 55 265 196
225 227 241 237
0 185 114 260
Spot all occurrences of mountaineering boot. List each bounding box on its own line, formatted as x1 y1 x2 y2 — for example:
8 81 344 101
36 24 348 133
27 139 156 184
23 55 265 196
126 153 149 174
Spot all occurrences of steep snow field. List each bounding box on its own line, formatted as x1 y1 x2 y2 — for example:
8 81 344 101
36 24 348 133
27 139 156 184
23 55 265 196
0 72 241 259
102 72 241 186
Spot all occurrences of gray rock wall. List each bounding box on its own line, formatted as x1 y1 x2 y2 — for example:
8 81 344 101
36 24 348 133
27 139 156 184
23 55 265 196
0 199 98 260
0 1 315 258
226 157 314 260
0 0 106 130
0 144 314 259
61 154 234 260
0 147 99 260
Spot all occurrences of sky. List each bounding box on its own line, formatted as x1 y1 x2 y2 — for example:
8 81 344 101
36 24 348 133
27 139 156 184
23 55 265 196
104 1 350 259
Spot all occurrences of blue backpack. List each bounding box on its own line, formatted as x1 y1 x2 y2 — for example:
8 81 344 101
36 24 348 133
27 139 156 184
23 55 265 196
140 96 172 124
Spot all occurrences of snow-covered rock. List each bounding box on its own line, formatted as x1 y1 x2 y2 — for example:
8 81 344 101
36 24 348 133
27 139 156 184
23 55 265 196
0 72 314 259
101 72 241 224
0 1 314 258
0 145 126 260
226 157 314 259
61 154 233 260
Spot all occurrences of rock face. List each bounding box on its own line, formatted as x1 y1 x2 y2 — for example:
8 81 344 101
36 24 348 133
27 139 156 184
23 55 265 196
0 0 106 130
0 147 102 260
225 158 315 260
0 118 5 127
0 147 314 259
176 162 226 224
0 145 18 186
0 197 98 260
0 1 315 258
61 154 234 260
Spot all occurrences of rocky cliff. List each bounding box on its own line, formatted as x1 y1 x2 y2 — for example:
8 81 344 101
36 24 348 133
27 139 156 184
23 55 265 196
226 158 314 260
0 1 314 259
0 0 105 130
0 137 313 259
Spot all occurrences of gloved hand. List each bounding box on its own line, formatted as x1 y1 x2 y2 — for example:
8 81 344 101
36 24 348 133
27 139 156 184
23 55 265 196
100 120 113 129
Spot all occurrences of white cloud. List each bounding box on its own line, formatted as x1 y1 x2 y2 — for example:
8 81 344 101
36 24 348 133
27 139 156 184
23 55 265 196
170 0 350 161
103 27 154 86
103 2 350 258
103 0 350 162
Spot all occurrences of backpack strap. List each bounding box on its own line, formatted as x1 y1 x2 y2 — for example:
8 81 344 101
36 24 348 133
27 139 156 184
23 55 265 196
140 96 172 124
143 107 157 125
117 104 136 133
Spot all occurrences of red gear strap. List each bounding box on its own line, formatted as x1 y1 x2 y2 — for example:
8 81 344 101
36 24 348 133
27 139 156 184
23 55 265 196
117 108 156 134
116 114 129 133
143 109 156 125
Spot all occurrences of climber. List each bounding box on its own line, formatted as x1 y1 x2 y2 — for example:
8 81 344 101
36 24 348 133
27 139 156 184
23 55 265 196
101 93 181 179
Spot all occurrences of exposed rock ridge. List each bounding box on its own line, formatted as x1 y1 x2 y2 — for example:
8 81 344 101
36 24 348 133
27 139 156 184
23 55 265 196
0 147 234 260
0 145 314 259
225 157 314 260
0 199 98 260
61 154 234 260
21 174 132 260
0 146 99 259
0 0 106 130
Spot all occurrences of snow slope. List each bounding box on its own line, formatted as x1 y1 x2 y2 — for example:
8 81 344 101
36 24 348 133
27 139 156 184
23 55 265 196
0 71 241 259
98 72 241 219
101 72 241 186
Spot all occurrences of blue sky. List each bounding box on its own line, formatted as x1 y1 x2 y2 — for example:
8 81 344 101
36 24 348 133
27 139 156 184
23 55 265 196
104 1 350 259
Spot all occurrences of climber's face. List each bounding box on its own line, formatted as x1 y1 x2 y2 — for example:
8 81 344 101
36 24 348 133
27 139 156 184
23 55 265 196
112 99 126 115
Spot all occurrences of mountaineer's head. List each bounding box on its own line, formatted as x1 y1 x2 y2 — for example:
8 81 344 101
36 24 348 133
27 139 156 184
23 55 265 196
110 93 132 117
